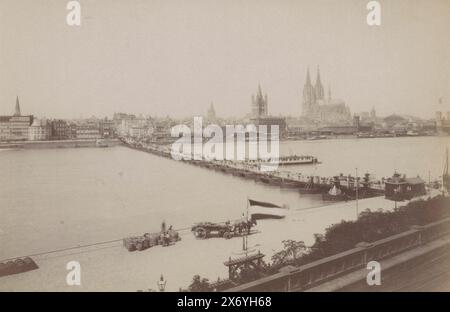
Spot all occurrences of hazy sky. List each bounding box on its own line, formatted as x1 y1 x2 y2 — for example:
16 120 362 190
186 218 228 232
0 0 449 119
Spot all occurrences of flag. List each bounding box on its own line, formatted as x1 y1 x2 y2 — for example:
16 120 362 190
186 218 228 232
248 199 286 220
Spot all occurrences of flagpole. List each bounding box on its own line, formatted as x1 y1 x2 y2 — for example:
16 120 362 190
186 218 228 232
246 196 249 222
245 196 249 256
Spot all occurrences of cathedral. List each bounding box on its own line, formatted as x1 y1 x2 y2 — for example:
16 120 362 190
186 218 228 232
302 67 351 124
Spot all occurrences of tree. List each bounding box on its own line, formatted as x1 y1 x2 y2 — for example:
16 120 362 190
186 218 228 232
187 275 212 292
271 240 306 266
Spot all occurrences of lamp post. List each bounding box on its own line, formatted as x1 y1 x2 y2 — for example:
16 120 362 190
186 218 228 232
157 274 166 292
355 167 359 219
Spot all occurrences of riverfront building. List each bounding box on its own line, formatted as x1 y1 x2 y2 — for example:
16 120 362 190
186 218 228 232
0 97 33 141
50 119 72 140
385 173 426 201
76 125 102 139
436 111 450 135
28 118 51 141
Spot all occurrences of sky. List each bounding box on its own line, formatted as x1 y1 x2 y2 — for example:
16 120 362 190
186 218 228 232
0 0 449 119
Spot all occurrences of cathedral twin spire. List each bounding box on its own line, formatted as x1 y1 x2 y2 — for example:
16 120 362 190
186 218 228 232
303 66 328 107
314 66 324 100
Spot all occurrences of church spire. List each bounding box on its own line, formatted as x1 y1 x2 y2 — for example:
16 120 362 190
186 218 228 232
303 66 316 114
315 66 324 100
14 96 21 116
305 67 311 85
252 84 268 118
207 101 216 120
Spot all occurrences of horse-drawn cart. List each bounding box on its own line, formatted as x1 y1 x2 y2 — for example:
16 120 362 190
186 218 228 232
123 222 181 252
191 220 256 239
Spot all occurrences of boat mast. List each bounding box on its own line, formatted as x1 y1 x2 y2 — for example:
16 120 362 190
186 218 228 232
445 148 449 177
444 148 449 191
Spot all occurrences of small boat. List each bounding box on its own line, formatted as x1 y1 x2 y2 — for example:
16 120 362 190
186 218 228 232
96 139 108 148
406 130 420 137
357 133 376 139
271 155 318 166
0 257 38 277
322 185 349 201
306 135 326 140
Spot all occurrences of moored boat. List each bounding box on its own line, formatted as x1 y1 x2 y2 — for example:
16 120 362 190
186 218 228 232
322 185 349 201
0 257 38 277
96 139 108 148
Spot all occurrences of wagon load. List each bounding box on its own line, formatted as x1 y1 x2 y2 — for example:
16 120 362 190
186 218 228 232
123 222 181 252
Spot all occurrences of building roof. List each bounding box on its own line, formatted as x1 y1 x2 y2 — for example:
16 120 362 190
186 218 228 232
404 177 425 185
0 115 33 123
384 114 406 123
31 119 48 127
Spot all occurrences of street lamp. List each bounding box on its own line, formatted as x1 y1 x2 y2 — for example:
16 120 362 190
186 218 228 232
157 274 166 292
355 167 359 219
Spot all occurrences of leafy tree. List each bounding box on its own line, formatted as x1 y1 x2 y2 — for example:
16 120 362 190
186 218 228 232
187 275 212 292
271 240 306 266
236 265 263 284
185 196 450 291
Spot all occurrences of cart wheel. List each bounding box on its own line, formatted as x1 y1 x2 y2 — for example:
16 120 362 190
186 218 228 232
195 227 207 239
224 232 232 239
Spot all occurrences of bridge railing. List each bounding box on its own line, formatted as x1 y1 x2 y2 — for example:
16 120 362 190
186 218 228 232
226 217 450 292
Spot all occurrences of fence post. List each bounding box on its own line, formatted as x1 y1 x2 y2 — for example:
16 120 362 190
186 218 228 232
355 242 372 265
410 225 424 245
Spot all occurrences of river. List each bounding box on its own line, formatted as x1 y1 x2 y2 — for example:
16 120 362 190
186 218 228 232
0 136 448 291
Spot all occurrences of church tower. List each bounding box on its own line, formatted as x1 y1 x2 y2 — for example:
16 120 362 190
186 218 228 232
328 85 332 103
207 102 216 120
14 96 21 116
252 84 268 118
314 66 324 101
302 67 316 115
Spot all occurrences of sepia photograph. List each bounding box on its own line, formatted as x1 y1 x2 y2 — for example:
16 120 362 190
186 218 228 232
0 0 449 297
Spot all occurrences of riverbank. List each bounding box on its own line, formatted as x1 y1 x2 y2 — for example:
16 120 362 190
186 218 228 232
0 189 441 291
0 138 122 149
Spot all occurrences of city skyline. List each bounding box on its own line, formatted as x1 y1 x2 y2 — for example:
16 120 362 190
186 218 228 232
1 0 449 119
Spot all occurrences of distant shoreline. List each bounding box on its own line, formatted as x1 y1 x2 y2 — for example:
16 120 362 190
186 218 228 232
0 138 122 149
0 134 444 150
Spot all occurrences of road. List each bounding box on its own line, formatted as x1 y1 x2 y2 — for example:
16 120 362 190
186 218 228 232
344 251 450 292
